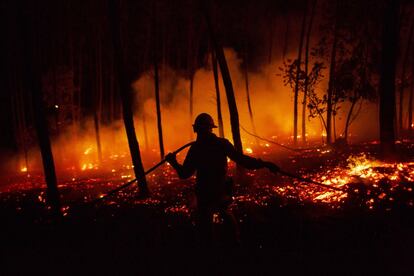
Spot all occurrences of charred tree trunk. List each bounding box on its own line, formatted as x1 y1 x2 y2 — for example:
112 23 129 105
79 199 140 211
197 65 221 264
187 15 197 130
409 54 414 134
409 69 414 134
293 2 307 145
326 3 339 145
302 0 316 144
153 2 165 159
142 112 149 151
398 19 414 134
212 51 225 138
153 53 165 159
203 4 243 153
268 16 274 64
22 4 61 216
379 0 399 157
189 72 194 124
282 14 290 60
109 0 148 194
93 112 102 163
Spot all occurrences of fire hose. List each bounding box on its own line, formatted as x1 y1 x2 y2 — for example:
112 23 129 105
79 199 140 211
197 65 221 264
85 141 195 206
240 125 325 152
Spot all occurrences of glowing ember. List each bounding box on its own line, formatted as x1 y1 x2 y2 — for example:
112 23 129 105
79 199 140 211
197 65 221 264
3 142 414 218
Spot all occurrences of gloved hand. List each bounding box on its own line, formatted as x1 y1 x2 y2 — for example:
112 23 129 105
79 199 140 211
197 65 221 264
165 152 177 164
264 161 280 174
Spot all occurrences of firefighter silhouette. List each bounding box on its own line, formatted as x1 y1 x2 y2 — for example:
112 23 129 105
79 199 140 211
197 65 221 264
166 113 279 245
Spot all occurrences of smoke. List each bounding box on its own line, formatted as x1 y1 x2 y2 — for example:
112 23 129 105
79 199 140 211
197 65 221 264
4 48 379 178
131 47 363 152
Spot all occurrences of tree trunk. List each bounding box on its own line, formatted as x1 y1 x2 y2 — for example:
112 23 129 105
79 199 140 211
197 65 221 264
203 4 243 153
302 0 317 144
379 0 399 157
142 112 149 151
398 19 414 134
109 0 148 194
189 71 195 139
187 15 198 130
282 14 290 60
94 36 103 163
268 16 274 64
409 69 414 134
22 4 61 216
93 112 102 163
293 1 308 145
212 51 225 138
344 98 357 142
326 2 339 145
153 1 165 160
408 74 414 136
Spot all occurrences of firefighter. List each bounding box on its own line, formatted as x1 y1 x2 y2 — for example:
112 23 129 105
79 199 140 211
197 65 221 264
166 113 279 246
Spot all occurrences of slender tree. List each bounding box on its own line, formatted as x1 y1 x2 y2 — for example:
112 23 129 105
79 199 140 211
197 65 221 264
379 0 399 156
94 35 103 163
409 59 414 134
409 36 414 134
187 12 198 130
293 1 308 145
152 1 165 159
203 2 243 153
326 0 339 145
109 0 148 194
398 19 414 134
302 0 317 144
282 10 290 60
22 2 61 216
212 51 225 138
142 112 149 151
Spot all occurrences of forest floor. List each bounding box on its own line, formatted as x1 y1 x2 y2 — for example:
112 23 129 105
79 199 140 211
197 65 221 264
1 141 414 275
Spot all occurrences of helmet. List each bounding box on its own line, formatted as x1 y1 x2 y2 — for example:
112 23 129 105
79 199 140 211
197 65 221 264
193 113 217 131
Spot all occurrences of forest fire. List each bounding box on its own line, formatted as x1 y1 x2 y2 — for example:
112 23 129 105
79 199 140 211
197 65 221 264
3 142 413 219
2 1 414 272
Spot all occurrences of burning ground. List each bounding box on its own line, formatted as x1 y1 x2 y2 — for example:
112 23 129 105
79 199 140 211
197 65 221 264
1 141 414 273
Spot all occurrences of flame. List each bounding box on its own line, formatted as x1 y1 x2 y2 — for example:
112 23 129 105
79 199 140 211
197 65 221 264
347 153 380 175
245 147 253 154
81 163 98 171
286 153 414 206
20 167 28 172
83 147 93 155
